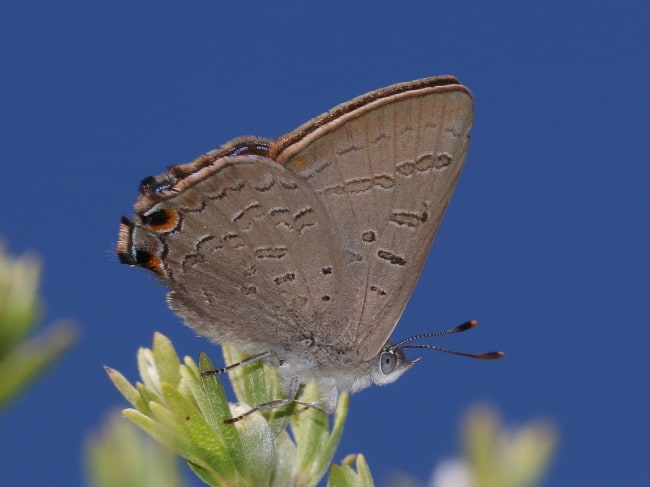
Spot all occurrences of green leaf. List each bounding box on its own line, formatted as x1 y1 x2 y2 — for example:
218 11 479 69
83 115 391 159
123 408 180 455
105 366 145 411
269 431 297 487
221 344 293 434
152 332 182 386
290 385 349 487
193 353 235 429
327 454 374 487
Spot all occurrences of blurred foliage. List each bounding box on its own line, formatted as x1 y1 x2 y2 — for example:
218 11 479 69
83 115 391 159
85 411 188 487
0 243 76 409
462 405 557 487
428 405 557 487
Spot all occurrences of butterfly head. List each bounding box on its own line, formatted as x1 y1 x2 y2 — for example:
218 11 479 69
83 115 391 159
369 320 505 387
368 343 420 386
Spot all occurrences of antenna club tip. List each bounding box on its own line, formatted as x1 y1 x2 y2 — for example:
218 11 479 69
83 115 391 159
468 319 478 328
489 351 505 359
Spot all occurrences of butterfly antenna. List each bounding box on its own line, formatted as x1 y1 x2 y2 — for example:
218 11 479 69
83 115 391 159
394 320 504 360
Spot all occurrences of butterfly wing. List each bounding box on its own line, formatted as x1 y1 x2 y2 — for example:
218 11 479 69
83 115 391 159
272 76 473 361
118 153 352 354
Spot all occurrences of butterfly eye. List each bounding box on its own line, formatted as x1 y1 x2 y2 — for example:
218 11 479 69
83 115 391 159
379 351 398 374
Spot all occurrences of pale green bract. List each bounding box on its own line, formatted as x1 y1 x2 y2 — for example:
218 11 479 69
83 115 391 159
106 332 372 487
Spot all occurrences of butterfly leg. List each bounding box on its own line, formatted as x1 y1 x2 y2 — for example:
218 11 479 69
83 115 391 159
282 376 333 415
200 350 272 377
224 376 329 423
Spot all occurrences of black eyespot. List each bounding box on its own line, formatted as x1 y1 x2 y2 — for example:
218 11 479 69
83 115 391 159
143 209 171 227
379 351 397 374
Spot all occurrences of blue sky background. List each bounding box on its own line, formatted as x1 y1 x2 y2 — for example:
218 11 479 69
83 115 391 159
2 1 648 486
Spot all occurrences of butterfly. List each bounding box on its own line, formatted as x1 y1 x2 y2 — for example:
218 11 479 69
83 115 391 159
118 75 502 421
